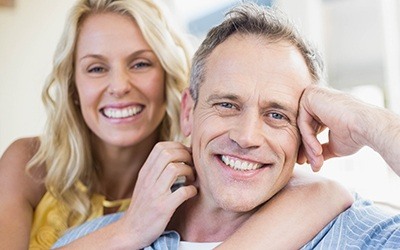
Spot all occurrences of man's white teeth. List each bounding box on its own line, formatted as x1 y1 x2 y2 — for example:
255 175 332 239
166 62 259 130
103 106 142 119
221 155 262 171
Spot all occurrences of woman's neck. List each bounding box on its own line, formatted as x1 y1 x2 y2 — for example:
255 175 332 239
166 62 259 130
90 132 159 200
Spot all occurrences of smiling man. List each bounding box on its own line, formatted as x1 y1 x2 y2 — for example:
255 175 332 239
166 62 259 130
171 3 318 244
181 33 311 214
170 2 400 249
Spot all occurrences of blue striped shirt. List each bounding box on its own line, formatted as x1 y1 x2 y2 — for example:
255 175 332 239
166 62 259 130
52 194 400 249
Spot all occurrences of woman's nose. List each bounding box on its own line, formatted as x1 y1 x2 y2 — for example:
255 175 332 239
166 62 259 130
107 68 132 98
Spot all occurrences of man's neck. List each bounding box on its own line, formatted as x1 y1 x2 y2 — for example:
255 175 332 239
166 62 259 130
169 194 256 242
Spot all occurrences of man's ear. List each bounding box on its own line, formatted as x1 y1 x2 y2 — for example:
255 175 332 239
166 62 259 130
180 88 194 137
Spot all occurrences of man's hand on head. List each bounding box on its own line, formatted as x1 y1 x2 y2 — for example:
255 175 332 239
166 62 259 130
296 85 365 171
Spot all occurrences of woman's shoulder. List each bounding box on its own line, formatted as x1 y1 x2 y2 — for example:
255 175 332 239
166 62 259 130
0 136 46 206
1 137 42 166
3 136 40 155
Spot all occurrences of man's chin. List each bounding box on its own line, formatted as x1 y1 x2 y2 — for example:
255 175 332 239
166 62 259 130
217 197 265 213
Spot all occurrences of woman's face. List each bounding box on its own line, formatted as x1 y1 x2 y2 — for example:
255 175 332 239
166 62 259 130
74 13 166 148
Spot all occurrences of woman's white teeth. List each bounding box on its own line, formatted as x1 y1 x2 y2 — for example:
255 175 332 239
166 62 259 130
221 155 262 171
103 106 142 119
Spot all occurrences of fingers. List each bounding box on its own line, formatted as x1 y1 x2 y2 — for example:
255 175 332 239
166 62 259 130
320 142 337 161
122 142 197 247
297 118 324 171
169 185 198 208
297 87 328 171
134 141 197 206
139 141 193 184
157 162 195 192
296 144 307 165
299 139 324 172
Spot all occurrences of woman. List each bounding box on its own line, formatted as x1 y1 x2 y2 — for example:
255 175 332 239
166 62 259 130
0 0 352 249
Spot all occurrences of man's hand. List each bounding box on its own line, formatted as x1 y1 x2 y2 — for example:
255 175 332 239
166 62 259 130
296 85 368 171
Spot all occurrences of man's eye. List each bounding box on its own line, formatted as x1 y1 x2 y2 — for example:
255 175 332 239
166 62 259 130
88 66 105 73
213 102 239 115
218 102 234 109
268 112 286 120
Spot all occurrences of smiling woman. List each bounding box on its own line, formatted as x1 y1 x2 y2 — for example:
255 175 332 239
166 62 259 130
74 13 166 147
0 0 194 248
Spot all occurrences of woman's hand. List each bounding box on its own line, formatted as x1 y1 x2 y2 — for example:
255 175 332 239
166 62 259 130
119 141 198 248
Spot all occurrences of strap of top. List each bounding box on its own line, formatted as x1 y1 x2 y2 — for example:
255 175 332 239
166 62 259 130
76 181 131 212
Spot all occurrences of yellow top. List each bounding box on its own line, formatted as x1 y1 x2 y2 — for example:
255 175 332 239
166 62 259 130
29 182 130 249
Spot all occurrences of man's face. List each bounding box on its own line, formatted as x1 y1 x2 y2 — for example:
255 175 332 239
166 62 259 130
181 34 312 212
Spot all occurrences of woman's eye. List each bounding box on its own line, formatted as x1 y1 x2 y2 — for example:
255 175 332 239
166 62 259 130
132 61 151 69
88 66 105 73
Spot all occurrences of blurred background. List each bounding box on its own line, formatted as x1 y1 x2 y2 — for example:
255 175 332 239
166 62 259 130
1 0 399 208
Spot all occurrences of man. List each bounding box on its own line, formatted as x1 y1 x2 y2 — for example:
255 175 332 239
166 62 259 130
54 3 400 249
171 1 322 244
167 3 400 249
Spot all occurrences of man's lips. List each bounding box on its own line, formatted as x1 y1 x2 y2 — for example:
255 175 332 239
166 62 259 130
220 154 269 171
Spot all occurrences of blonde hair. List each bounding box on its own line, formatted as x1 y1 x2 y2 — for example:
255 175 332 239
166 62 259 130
28 0 192 225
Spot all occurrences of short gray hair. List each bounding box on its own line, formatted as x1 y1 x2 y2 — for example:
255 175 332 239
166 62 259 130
189 2 324 103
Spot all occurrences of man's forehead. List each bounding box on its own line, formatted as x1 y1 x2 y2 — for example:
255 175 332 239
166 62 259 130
199 33 311 104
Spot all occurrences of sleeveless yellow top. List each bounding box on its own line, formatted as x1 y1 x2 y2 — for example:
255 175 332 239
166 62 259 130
29 182 130 249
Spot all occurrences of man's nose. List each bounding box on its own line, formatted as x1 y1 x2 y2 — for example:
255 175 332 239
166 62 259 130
228 111 265 149
107 68 132 98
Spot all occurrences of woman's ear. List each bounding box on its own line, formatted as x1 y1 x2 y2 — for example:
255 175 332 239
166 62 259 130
72 86 80 106
180 88 194 137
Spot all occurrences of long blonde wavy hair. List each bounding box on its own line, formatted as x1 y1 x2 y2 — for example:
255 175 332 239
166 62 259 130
27 0 192 225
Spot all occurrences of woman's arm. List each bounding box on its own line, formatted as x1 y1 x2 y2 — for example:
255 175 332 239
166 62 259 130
218 168 353 249
0 138 46 249
55 142 197 249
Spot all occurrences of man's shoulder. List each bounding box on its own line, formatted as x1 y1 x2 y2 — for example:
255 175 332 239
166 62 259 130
52 212 181 249
303 193 400 249
52 212 124 248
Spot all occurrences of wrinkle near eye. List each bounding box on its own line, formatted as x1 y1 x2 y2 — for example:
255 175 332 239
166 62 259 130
196 108 221 129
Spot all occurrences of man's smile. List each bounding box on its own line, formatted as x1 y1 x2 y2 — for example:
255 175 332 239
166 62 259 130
220 155 266 171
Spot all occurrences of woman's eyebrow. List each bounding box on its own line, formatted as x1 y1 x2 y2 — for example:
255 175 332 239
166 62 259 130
79 49 154 62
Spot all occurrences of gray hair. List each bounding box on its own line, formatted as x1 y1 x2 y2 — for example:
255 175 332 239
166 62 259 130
189 2 324 103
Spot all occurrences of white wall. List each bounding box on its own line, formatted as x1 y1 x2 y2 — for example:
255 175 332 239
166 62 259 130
0 1 74 154
276 0 400 114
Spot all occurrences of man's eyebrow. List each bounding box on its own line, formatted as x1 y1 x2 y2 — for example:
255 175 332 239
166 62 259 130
206 93 240 103
79 49 154 62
